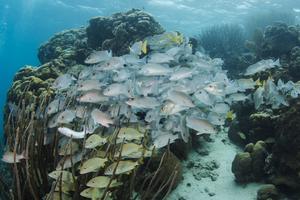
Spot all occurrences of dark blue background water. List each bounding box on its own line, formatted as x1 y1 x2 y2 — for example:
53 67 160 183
0 0 299 142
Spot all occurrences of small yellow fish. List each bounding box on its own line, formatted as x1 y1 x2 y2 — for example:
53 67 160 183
255 78 263 87
166 32 184 45
104 160 139 175
85 134 107 149
87 176 122 188
226 110 236 121
48 170 76 183
80 157 107 174
141 40 148 54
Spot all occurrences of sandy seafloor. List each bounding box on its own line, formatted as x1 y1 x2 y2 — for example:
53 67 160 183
168 128 263 200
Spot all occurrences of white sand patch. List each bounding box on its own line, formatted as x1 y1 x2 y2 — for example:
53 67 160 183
168 130 263 200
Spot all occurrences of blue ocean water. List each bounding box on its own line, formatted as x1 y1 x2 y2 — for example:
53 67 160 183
0 0 299 142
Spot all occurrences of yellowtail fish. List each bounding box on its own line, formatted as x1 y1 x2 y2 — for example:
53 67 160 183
85 134 107 149
113 143 143 158
48 170 76 183
80 187 106 199
116 127 144 142
129 40 148 55
80 157 107 174
86 176 122 188
104 160 139 175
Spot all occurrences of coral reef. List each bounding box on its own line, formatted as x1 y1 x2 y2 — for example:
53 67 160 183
86 9 164 56
38 28 88 64
261 23 300 58
256 184 279 200
270 101 300 190
232 141 268 182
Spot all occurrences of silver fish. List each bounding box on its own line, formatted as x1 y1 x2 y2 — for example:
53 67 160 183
58 127 86 139
148 52 174 63
56 110 76 124
91 109 114 128
236 78 255 92
46 97 66 115
193 90 213 107
245 59 280 76
98 57 125 71
139 63 173 76
77 80 103 91
126 97 160 109
167 90 195 108
52 74 76 90
186 116 216 135
253 86 264 109
113 69 131 82
161 100 188 115
77 90 109 103
169 67 194 81
85 50 112 64
207 112 225 126
211 103 230 114
103 83 131 97
152 131 179 149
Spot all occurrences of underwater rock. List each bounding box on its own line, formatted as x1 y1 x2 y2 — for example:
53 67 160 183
288 46 300 80
251 141 268 179
38 28 87 64
270 101 300 190
232 152 253 182
86 9 164 56
261 23 300 58
257 184 279 200
232 141 268 182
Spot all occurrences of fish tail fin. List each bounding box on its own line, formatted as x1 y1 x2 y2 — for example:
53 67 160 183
274 59 280 67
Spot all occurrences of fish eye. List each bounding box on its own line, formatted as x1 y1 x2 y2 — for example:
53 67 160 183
123 64 127 67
